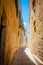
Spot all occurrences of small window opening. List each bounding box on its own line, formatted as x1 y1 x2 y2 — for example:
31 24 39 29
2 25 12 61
33 21 36 32
32 0 35 8
34 26 36 32
33 21 36 26
42 38 43 40
34 9 35 13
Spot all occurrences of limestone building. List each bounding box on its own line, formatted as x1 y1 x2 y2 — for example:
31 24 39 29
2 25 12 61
0 0 19 65
0 0 26 65
29 0 43 65
18 0 26 49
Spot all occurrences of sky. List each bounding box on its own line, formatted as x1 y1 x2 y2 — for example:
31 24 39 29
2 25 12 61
20 0 30 40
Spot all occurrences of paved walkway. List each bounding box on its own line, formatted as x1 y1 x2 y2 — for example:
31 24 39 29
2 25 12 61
12 48 35 65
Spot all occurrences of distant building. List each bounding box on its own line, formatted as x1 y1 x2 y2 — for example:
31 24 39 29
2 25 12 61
18 0 26 49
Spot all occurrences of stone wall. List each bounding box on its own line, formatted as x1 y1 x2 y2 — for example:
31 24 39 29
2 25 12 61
29 0 43 65
0 0 26 65
0 0 19 65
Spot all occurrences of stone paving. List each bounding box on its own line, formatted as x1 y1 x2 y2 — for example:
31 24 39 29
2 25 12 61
12 49 35 65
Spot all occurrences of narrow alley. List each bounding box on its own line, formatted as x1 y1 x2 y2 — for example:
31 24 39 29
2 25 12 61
0 0 43 65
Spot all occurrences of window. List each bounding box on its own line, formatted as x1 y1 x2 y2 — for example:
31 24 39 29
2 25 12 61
42 38 43 40
34 9 35 13
33 21 36 32
34 26 36 32
34 9 36 17
32 0 35 8
33 21 36 26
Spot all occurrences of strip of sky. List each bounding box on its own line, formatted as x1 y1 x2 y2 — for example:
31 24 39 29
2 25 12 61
20 0 30 40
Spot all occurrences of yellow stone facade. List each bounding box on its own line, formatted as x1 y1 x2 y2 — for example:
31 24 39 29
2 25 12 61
0 0 26 65
4 1 18 65
0 0 19 65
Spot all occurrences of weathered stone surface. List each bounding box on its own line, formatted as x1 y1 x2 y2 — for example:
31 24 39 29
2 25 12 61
29 0 43 65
